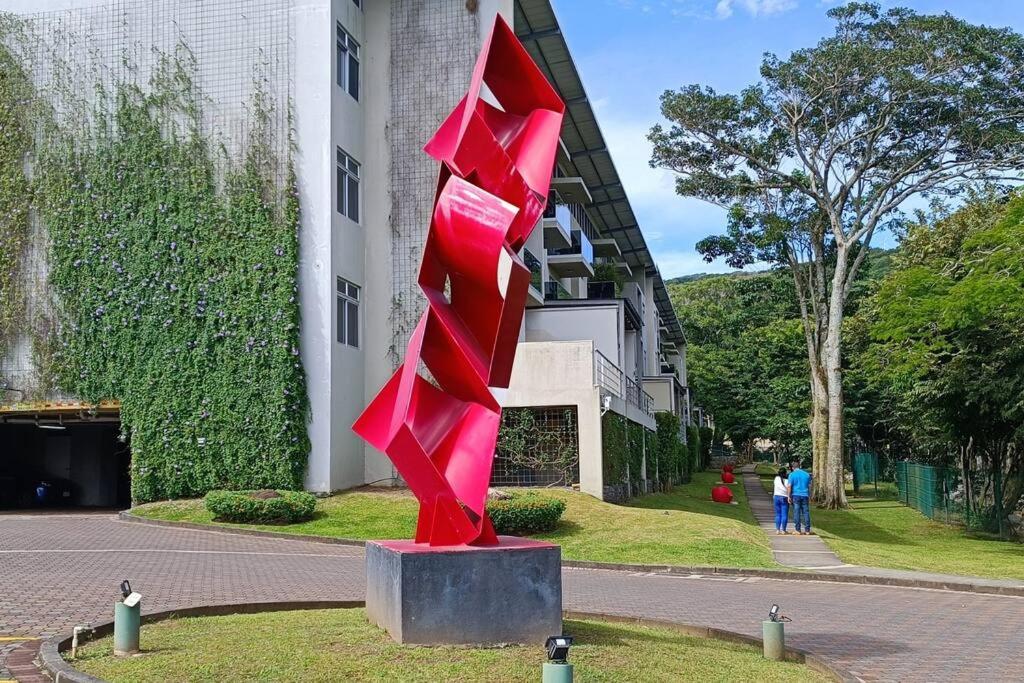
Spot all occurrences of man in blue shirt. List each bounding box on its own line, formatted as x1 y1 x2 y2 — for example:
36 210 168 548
788 461 812 534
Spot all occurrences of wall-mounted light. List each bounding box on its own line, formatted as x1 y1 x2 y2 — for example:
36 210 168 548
37 416 67 431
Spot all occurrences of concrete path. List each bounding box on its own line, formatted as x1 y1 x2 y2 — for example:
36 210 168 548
742 466 848 568
741 465 1024 591
3 513 1024 681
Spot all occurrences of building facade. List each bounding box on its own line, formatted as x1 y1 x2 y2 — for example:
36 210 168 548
0 0 694 505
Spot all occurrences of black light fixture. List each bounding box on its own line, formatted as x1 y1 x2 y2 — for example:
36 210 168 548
37 415 67 431
120 580 132 599
768 604 780 622
545 635 574 663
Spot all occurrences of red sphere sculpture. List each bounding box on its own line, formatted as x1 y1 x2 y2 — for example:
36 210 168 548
721 471 736 484
722 464 734 473
711 486 734 504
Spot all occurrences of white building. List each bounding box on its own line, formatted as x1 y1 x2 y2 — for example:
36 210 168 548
0 0 690 505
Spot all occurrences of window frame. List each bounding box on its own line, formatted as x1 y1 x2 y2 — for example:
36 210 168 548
336 277 361 348
336 147 360 223
336 23 360 100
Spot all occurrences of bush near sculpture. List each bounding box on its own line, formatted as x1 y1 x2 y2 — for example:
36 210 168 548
486 493 566 535
205 490 317 524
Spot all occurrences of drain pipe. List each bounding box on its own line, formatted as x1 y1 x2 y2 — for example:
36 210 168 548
70 625 93 659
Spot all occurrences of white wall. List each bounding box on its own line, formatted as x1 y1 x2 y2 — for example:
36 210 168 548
524 304 621 368
293 0 337 492
502 340 603 498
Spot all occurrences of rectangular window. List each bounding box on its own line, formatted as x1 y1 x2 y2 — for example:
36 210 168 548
337 277 360 348
336 23 360 100
336 147 360 222
352 0 361 8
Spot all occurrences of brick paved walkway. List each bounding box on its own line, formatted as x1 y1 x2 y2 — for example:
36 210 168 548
2 513 1023 682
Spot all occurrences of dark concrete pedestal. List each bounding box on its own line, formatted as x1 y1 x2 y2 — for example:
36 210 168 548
365 536 562 645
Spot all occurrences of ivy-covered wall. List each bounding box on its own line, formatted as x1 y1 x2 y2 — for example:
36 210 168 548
601 412 654 497
15 50 310 502
0 41 32 373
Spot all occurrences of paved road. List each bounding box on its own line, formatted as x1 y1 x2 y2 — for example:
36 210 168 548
2 514 1023 682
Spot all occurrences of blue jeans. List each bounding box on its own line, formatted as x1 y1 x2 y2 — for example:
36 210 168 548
792 495 811 532
773 495 789 531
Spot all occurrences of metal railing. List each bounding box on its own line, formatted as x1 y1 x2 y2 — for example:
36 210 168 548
543 280 572 301
549 229 594 263
624 376 654 417
523 248 542 292
593 350 623 398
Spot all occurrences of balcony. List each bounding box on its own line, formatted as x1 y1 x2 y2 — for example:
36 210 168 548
547 229 594 278
625 376 655 418
543 202 572 250
543 279 572 301
524 248 543 306
550 175 592 204
591 237 621 258
593 349 623 399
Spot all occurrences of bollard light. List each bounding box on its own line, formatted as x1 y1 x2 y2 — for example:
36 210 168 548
120 579 132 599
545 635 573 663
543 635 575 683
762 604 790 661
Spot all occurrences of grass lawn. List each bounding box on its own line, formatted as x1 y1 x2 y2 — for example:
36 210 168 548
754 464 1024 580
69 608 826 683
132 471 776 568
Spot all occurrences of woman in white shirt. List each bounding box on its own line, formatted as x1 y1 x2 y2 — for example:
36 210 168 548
772 468 791 535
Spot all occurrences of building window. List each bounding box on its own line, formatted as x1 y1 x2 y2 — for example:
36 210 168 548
337 147 360 222
352 0 361 7
336 23 359 100
337 277 360 348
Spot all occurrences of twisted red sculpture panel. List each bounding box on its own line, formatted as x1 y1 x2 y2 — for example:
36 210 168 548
353 15 564 546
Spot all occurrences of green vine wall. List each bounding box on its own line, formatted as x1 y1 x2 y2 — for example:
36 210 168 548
31 55 308 502
496 407 579 483
0 40 32 378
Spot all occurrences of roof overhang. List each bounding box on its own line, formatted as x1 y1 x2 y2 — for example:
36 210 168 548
514 0 685 347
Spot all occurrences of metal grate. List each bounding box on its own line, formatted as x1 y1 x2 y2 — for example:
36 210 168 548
492 406 579 487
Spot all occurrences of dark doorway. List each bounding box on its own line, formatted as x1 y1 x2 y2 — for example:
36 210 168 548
0 421 129 509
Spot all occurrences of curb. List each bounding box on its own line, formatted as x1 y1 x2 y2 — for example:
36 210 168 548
118 511 1024 598
39 601 854 683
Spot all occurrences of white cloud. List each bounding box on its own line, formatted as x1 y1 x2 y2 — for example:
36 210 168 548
714 0 798 18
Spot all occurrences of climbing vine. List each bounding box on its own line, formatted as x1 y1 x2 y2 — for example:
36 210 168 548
0 36 32 384
33 52 308 502
496 407 579 484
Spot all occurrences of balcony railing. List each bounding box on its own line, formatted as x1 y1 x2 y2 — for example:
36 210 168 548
524 248 542 292
593 350 623 398
625 376 655 418
543 280 572 301
587 280 616 300
545 191 599 242
549 229 594 263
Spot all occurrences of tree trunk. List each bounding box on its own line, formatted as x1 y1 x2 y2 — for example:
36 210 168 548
809 367 829 500
820 252 849 509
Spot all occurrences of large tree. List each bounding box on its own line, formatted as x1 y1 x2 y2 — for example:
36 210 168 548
650 3 1024 507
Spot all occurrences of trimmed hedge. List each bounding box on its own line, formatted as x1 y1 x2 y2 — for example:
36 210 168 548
486 493 566 535
205 490 317 524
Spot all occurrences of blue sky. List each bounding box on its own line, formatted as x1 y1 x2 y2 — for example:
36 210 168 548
549 0 1024 278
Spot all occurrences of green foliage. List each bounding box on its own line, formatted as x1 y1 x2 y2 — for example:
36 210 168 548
686 425 701 472
204 489 316 524
601 412 654 490
857 192 1024 533
669 271 811 456
0 39 32 376
601 411 629 484
35 56 308 502
591 262 624 295
496 407 578 483
486 493 566 535
653 412 687 486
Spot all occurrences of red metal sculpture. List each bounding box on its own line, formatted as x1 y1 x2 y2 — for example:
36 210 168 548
353 15 564 547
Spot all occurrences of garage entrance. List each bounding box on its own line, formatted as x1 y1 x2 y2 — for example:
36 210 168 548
0 405 129 510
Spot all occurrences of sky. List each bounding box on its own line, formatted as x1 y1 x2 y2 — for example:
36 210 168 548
549 0 1024 278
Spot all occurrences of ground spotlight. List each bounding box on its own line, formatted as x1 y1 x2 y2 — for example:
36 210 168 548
545 635 573 663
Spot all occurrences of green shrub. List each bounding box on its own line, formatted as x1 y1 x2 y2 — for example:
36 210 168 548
486 493 566 535
205 490 316 524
